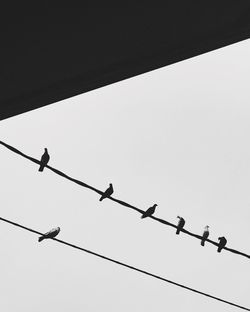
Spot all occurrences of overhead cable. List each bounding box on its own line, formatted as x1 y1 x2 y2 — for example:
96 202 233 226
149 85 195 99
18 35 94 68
0 216 249 311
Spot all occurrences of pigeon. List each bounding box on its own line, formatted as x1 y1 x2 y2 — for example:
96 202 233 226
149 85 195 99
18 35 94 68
38 227 60 242
38 148 50 172
141 204 157 219
176 216 185 234
217 236 227 253
99 183 114 201
201 225 209 246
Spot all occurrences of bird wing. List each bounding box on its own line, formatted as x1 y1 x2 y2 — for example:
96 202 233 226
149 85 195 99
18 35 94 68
41 153 46 162
102 186 113 198
104 188 110 196
41 152 49 163
178 218 185 228
108 186 113 196
43 227 58 238
203 231 209 239
42 230 52 237
143 208 151 217
148 207 154 215
221 238 227 246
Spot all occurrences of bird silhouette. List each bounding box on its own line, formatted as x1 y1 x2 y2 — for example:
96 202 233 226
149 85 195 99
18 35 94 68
217 236 227 252
38 148 50 172
99 183 114 201
176 216 185 234
141 204 157 219
38 227 60 242
201 225 209 246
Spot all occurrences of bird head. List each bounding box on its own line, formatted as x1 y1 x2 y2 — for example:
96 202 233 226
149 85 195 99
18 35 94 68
45 148 48 152
154 204 158 207
109 183 112 187
177 216 181 219
205 225 209 230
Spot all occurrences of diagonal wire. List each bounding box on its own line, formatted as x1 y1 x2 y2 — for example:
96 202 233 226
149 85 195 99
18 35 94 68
0 216 249 311
0 139 249 260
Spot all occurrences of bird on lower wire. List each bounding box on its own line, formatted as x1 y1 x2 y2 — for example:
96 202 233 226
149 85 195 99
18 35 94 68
176 216 185 234
217 236 227 252
201 225 209 246
99 183 114 201
141 204 157 219
38 148 50 172
38 227 60 242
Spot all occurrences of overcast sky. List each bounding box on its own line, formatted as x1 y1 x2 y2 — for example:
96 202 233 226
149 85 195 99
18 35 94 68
0 39 250 312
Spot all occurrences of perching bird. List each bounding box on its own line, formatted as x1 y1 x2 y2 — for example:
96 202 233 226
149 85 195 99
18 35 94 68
38 148 50 172
217 236 227 253
99 183 114 201
201 225 209 246
38 227 60 242
141 204 157 219
176 216 185 234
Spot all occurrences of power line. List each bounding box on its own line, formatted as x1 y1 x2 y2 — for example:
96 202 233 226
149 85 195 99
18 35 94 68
0 216 249 311
0 139 249 260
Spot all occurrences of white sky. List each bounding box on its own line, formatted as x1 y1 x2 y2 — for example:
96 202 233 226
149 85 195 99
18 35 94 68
0 39 250 312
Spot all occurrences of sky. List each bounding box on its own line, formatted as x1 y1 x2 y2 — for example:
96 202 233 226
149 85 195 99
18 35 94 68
0 39 250 312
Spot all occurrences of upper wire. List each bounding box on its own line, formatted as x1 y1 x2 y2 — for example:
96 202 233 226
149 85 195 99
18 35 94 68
0 139 249 260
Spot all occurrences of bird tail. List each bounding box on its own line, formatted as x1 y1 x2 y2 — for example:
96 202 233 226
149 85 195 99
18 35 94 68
217 246 222 253
176 228 180 235
141 214 146 219
38 236 45 242
99 196 104 201
201 240 205 246
38 164 45 172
